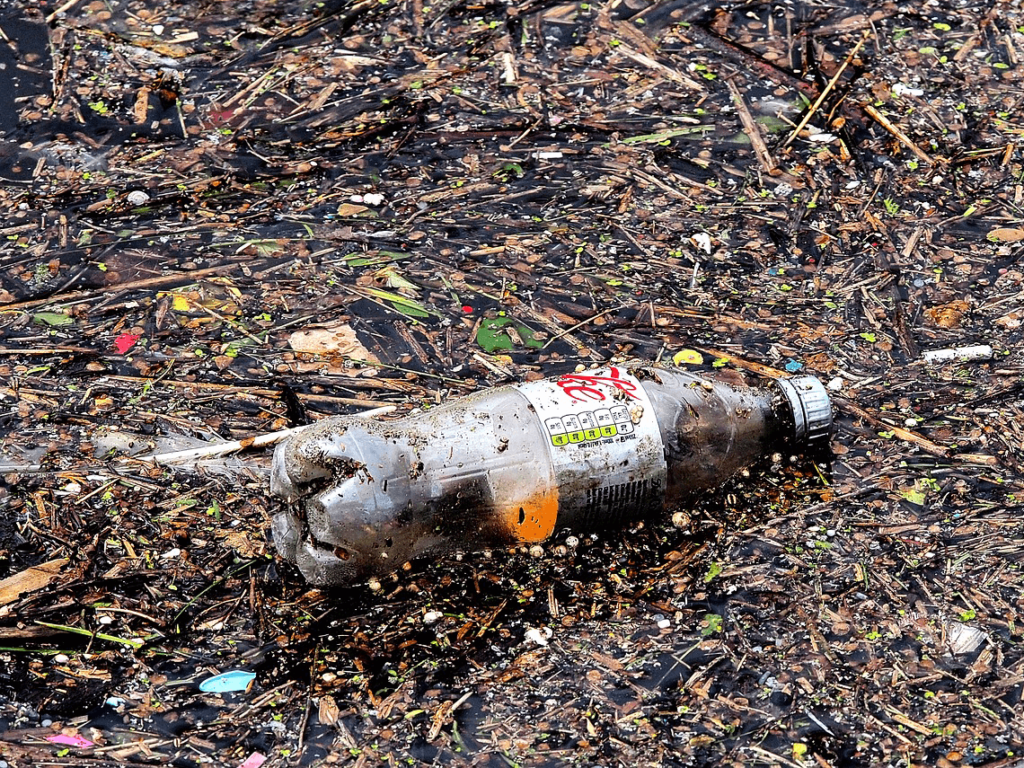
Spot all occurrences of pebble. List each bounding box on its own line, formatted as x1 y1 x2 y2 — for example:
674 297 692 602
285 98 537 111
565 536 579 549
53 654 69 664
423 610 443 625
126 190 150 206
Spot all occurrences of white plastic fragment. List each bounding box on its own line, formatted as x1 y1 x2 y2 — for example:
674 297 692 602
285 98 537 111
946 621 987 655
525 627 553 646
921 345 993 364
892 82 925 97
827 377 844 391
692 232 713 254
423 610 444 625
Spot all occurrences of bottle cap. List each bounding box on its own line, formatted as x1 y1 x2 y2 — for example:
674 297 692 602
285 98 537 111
775 375 833 450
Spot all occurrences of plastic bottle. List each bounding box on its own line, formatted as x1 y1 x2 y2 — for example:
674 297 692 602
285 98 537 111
270 364 832 585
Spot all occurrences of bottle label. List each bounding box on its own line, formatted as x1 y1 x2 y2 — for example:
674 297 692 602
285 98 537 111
518 367 667 528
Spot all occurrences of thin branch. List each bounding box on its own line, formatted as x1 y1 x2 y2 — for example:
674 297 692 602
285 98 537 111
784 32 870 148
134 405 397 465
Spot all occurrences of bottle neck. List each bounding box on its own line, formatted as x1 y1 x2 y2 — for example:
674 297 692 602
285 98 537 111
639 369 787 500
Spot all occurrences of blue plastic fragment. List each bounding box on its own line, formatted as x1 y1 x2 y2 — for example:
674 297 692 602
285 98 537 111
784 359 803 372
199 670 256 693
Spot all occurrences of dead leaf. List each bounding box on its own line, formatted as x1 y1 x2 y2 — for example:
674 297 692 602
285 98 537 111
318 695 341 726
987 227 1024 243
288 324 379 363
995 311 1023 329
925 300 968 328
336 203 370 217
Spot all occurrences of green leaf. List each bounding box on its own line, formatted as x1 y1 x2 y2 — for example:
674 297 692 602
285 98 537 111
33 312 74 327
364 288 433 318
700 613 723 636
343 250 411 267
901 487 927 505
374 264 420 295
475 317 543 353
859 332 876 343
35 621 144 649
620 126 714 145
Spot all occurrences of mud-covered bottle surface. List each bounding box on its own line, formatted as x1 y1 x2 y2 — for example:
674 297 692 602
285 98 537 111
271 364 832 585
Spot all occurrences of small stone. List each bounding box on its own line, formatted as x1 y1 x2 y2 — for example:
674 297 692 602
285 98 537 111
126 190 150 206
529 545 544 558
53 655 69 664
423 610 443 625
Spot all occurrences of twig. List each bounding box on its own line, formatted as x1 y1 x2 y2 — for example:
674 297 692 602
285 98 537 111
134 405 396 465
106 375 398 406
612 44 703 91
691 347 789 379
2 263 240 313
745 744 805 768
294 645 319 763
726 79 775 173
784 32 870 148
836 398 998 466
178 294 267 347
862 103 934 165
45 0 84 22
542 306 620 349
1001 141 1016 167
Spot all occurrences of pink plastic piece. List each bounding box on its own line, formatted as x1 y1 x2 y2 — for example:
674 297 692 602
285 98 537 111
47 733 94 748
238 752 267 768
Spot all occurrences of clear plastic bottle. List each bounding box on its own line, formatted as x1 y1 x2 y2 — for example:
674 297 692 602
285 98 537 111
270 364 832 585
